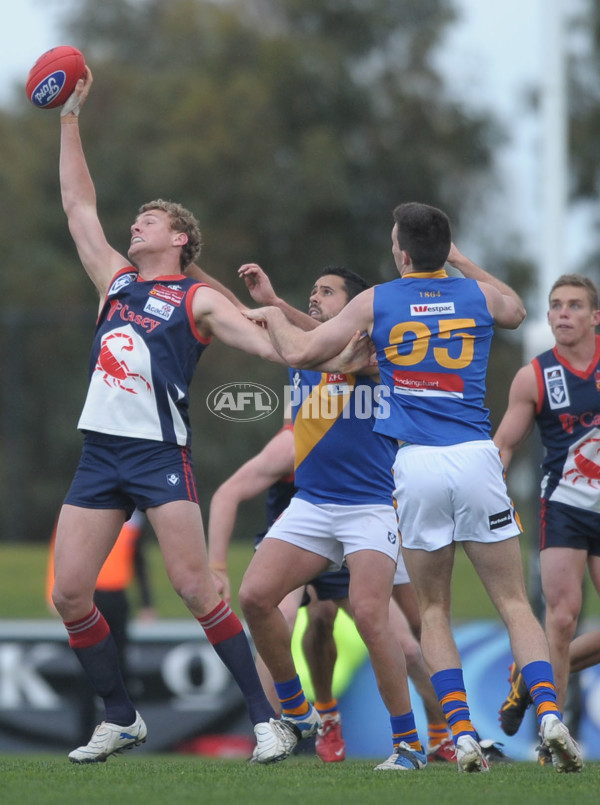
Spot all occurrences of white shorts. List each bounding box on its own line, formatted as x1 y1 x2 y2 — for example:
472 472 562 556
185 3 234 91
264 496 401 570
392 440 522 552
393 557 410 586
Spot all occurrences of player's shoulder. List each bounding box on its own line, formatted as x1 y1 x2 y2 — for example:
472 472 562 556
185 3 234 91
509 361 538 402
190 282 227 312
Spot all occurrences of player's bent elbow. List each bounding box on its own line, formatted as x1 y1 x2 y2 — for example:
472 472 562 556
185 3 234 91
498 304 526 330
281 346 315 368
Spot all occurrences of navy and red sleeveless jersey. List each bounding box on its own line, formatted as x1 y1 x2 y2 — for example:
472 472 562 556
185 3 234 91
78 267 210 446
533 336 600 511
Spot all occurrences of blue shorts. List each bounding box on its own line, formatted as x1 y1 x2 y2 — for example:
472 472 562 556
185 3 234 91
540 498 600 556
304 566 350 604
64 432 199 516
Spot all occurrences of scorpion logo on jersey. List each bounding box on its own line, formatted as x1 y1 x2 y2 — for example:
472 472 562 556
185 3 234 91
564 436 600 487
95 332 152 394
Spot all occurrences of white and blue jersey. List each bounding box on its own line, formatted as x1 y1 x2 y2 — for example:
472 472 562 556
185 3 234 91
371 271 494 445
289 368 396 505
78 267 210 446
533 337 600 512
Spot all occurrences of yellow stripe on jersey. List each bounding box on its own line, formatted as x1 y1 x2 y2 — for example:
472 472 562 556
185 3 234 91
294 373 356 470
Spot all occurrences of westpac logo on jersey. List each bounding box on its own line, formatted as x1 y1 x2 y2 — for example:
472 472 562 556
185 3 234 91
410 302 455 316
544 365 570 410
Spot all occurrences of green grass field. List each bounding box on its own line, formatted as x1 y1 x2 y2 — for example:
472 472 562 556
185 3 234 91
3 537 600 622
2 541 600 804
1 754 599 805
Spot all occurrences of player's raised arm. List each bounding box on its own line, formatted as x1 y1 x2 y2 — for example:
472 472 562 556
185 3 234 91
447 244 526 330
191 284 283 362
239 263 319 331
59 68 128 299
244 288 375 368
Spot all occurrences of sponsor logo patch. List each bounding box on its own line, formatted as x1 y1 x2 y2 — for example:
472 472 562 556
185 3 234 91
144 298 174 321
392 370 464 398
150 285 186 306
325 372 351 396
489 509 512 530
410 302 455 316
544 365 570 409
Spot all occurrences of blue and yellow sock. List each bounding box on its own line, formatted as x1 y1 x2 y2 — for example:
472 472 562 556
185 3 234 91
430 668 477 744
315 698 339 720
521 660 561 726
390 712 423 753
428 721 451 748
274 675 310 719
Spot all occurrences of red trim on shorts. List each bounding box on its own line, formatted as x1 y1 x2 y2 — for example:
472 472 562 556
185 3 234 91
181 447 199 503
539 498 547 550
64 606 110 648
197 600 243 644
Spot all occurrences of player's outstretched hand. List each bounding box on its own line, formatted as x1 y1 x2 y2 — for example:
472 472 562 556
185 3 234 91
242 306 273 328
61 65 93 117
238 263 278 306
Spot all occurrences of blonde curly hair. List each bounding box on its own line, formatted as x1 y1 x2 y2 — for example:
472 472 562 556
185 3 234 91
138 199 202 271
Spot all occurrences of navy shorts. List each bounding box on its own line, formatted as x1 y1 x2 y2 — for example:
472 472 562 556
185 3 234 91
254 532 350 604
540 498 600 556
302 566 350 606
307 566 350 601
64 432 199 516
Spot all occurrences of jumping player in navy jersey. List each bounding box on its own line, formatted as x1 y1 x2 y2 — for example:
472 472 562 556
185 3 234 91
244 202 582 773
51 67 364 765
495 274 600 760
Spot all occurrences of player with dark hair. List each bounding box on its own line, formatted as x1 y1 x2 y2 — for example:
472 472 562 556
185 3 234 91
236 261 427 771
243 201 582 774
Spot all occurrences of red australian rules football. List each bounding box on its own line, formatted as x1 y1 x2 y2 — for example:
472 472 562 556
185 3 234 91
26 46 86 109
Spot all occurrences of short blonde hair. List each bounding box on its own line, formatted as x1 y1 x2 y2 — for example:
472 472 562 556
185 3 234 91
139 199 202 270
549 274 599 311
